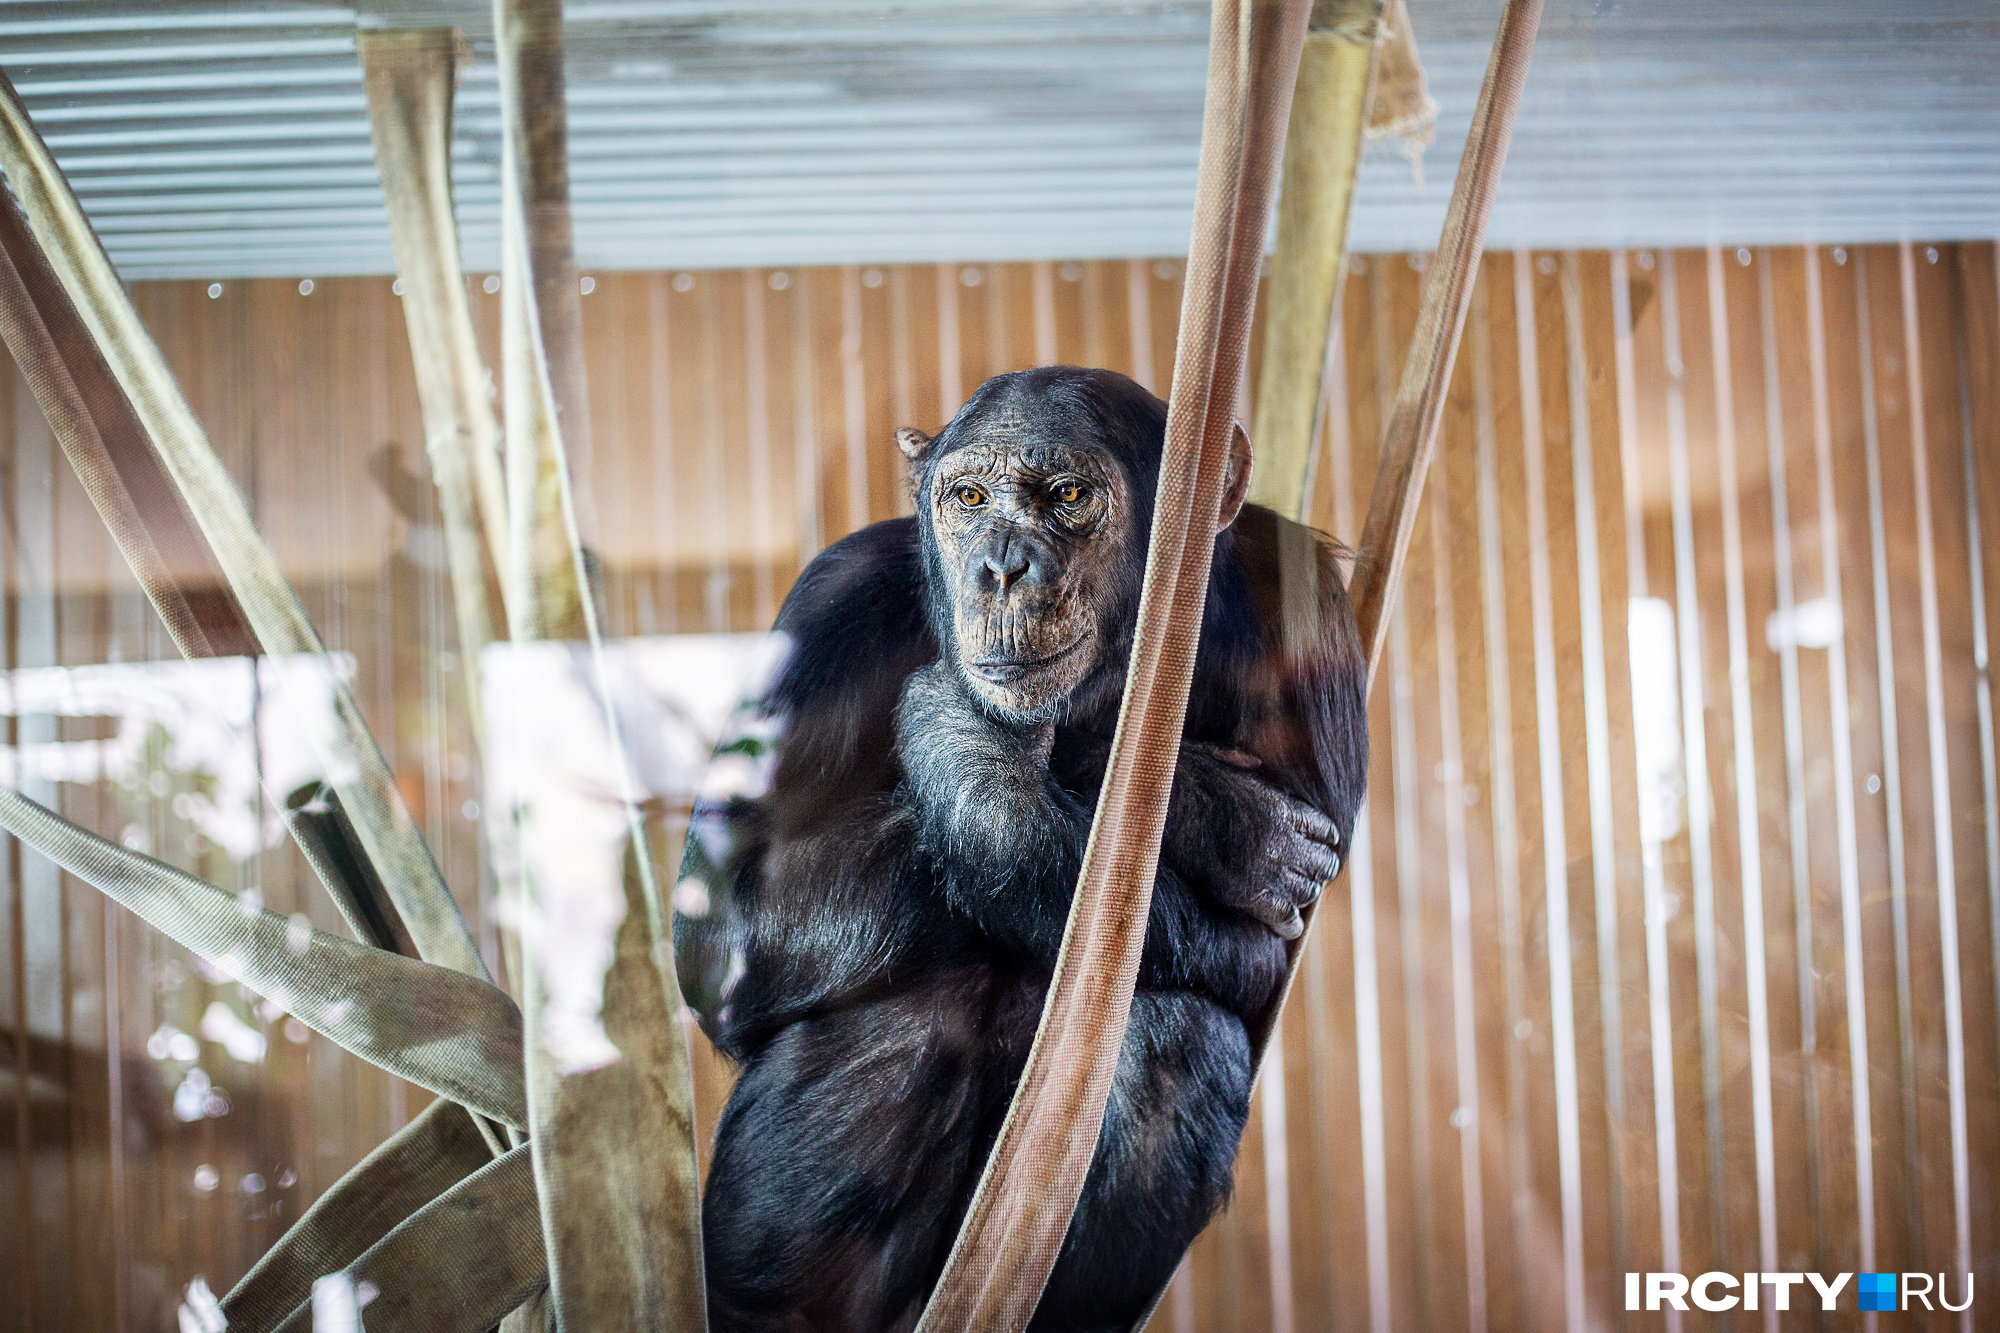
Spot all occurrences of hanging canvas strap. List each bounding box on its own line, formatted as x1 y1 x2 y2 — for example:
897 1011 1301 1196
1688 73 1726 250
489 3 707 1328
359 27 511 746
1248 0 1384 519
0 790 527 1126
221 1096 501 1331
1348 0 1542 675
913 3 1311 1328
266 1145 548 1333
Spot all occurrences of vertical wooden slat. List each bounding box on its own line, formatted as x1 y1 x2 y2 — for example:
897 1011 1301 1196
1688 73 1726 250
1897 241 1973 1312
1557 252 1628 1294
1704 245 1781 1288
1257 1020 1294 1333
935 262 962 419
839 266 870 542
699 277 731 632
1469 274 1537 1332
1366 255 1437 1333
1031 261 1057 367
788 269 822 565
1854 249 1923 1268
1126 259 1156 393
889 265 916 434
1511 249 1585 1333
13 353 66 1324
1960 242 2000 1234
1804 244 1879 1280
1659 249 1733 1276
1427 372 1486 1333
2 356 27 1333
982 262 1010 380
1756 247 1829 1281
1609 249 1686 1317
644 273 679 632
1328 259 1393 1333
742 270 776 628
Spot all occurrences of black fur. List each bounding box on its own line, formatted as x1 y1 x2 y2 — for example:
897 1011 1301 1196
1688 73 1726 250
678 367 1368 1332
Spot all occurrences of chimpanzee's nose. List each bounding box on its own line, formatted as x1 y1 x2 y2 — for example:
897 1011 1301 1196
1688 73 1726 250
977 531 1042 593
984 547 1030 590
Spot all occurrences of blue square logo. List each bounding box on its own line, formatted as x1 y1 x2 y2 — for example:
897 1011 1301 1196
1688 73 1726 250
1858 1273 1897 1312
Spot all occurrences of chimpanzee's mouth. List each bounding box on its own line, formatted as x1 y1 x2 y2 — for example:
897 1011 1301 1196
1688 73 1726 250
969 635 1085 684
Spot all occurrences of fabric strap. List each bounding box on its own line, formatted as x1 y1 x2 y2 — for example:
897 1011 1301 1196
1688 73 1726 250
268 1145 549 1333
490 3 709 1327
222 1096 500 1331
913 4 1312 1328
0 789 528 1128
358 28 510 748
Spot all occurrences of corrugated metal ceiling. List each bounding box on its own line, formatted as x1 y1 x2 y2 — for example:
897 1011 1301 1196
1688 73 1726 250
3 0 1996 278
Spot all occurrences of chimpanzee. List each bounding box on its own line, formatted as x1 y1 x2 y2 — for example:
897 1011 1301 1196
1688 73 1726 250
675 366 1368 1333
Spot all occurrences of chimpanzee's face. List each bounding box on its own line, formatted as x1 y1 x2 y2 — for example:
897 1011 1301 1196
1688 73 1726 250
922 438 1134 720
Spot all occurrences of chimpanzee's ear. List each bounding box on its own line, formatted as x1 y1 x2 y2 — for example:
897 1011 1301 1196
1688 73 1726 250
896 427 934 462
1214 420 1254 532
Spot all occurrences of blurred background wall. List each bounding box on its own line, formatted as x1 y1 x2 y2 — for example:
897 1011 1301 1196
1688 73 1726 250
3 241 1998 1329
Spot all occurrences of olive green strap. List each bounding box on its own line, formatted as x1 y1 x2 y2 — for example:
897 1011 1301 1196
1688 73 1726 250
0 790 527 1128
492 2 708 1327
359 28 510 748
223 1097 497 1332
1248 0 1384 519
270 1144 548 1333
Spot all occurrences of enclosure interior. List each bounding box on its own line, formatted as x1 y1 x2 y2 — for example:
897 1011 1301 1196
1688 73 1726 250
4 0 2000 1328
3 241 1997 1330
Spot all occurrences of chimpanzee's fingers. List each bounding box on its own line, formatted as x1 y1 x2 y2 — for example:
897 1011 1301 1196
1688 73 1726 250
1284 801 1340 849
1283 870 1326 910
1283 834 1342 885
1270 904 1305 941
1233 884 1306 939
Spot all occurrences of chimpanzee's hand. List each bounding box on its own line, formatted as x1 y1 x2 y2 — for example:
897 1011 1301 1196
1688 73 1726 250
1168 745 1340 941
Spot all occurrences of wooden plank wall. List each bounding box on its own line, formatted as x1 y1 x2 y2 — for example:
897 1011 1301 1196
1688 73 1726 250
2 244 1997 1330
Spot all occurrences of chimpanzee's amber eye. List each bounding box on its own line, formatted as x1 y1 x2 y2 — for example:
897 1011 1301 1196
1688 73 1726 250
1053 480 1084 504
955 484 988 509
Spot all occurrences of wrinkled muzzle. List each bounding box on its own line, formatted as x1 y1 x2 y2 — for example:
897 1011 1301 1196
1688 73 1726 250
952 525 1095 717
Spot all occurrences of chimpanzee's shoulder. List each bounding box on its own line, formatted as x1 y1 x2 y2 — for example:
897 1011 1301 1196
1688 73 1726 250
768 517 937 714
776 518 923 628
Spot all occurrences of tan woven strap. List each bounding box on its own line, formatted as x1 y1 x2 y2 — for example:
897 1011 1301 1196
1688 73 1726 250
1248 0 1384 519
268 1144 549 1333
913 4 1311 1328
0 790 528 1126
1349 0 1543 678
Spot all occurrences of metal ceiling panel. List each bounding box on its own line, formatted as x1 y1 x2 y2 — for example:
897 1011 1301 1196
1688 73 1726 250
1 0 1994 277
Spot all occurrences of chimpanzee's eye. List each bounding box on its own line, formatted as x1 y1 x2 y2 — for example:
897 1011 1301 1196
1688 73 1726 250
1053 480 1085 504
955 484 988 509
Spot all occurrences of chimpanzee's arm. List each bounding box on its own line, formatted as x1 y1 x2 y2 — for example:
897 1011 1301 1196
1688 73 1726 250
893 664 1314 1019
678 519 963 1057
